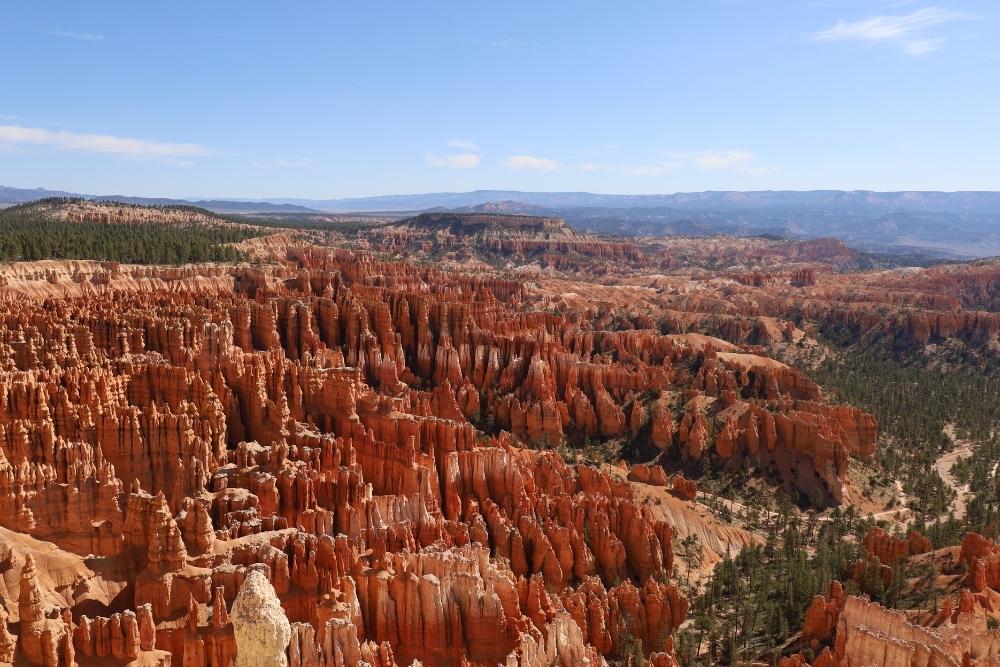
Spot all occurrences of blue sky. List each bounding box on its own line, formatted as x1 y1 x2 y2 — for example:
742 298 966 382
1 1 997 198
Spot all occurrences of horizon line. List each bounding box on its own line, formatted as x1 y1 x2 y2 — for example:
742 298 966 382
5 183 1000 203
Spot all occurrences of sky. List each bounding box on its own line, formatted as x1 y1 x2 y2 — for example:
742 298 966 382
1 0 997 199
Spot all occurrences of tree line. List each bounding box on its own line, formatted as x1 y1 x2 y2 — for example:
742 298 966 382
0 202 260 264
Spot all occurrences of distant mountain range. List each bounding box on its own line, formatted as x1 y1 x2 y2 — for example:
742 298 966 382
297 190 998 258
0 185 318 213
266 189 1000 215
3 185 999 258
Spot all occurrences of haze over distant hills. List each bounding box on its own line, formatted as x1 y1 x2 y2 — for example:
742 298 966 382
269 189 1000 214
3 185 999 258
289 190 1000 258
0 185 318 214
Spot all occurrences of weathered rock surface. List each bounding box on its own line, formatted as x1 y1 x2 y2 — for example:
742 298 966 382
11 174 1000 667
864 527 932 566
790 532 1000 667
232 569 291 667
0 246 695 666
3 226 992 667
789 593 1000 667
962 532 1000 593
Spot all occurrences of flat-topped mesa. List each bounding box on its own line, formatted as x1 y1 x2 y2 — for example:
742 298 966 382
397 211 577 237
367 211 648 269
767 237 857 265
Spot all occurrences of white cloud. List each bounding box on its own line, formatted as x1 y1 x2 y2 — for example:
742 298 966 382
578 162 601 172
425 153 480 169
447 139 478 151
693 150 754 171
45 30 104 42
811 6 974 55
503 155 561 171
0 124 212 158
425 140 480 169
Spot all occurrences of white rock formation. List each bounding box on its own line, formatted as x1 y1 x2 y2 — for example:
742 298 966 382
231 569 292 667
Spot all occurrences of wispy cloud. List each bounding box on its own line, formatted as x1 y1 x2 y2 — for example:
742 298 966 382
621 161 682 177
692 149 754 171
425 153 480 169
901 37 944 55
44 30 104 42
606 150 771 176
811 6 974 55
503 155 561 171
447 139 478 151
251 157 314 168
425 140 480 169
0 124 212 158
